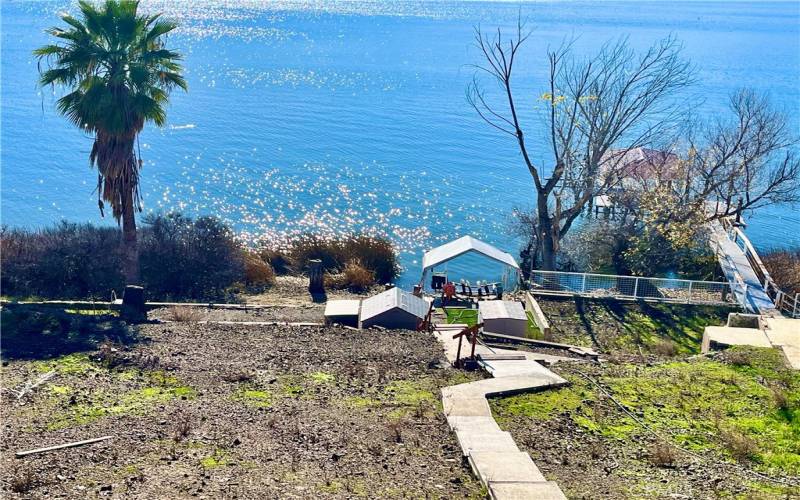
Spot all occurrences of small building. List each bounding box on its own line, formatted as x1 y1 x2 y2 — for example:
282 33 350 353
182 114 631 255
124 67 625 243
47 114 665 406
324 299 361 327
479 300 528 338
359 287 430 330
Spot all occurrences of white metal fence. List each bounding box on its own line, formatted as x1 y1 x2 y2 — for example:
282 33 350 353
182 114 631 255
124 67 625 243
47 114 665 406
528 270 737 306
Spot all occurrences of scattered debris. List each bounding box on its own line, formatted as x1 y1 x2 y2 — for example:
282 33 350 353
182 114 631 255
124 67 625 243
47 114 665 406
13 370 56 402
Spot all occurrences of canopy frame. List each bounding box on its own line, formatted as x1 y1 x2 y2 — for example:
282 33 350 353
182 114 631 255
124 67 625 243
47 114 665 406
419 236 521 291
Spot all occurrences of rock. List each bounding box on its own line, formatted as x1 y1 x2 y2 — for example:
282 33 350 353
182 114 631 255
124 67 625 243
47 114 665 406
100 484 112 491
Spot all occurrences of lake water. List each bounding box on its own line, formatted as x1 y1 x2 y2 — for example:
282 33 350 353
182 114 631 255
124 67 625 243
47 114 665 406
2 0 799 286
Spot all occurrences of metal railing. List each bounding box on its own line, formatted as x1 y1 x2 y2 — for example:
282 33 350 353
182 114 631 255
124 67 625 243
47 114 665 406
719 217 799 318
528 270 736 306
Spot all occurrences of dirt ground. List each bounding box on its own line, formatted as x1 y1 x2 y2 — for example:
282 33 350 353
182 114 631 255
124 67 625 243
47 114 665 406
1 319 485 499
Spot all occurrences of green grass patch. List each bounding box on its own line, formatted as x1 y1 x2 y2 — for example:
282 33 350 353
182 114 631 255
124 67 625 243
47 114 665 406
200 449 229 469
46 370 195 430
308 371 335 384
384 380 436 406
491 349 799 476
525 311 542 339
232 387 272 408
32 353 100 375
444 308 477 326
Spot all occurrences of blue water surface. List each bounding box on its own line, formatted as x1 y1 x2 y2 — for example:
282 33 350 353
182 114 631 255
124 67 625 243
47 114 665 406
2 1 799 285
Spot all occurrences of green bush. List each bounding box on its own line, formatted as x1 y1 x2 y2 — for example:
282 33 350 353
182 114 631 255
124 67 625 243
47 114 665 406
1 214 245 301
139 213 245 300
1 222 124 299
1 216 400 300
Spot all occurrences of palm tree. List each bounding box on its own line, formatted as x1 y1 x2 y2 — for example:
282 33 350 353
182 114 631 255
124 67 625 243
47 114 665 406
35 0 187 284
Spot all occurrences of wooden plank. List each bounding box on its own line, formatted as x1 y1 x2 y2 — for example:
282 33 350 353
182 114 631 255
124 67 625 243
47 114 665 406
524 292 552 337
15 436 113 458
480 331 598 357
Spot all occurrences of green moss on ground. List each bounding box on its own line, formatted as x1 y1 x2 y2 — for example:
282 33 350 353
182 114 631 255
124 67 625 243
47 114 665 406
232 387 272 408
491 347 799 477
200 449 230 469
540 298 733 354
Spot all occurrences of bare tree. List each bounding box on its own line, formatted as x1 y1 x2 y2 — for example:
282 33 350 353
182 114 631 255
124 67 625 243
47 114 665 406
468 21 693 269
682 89 800 219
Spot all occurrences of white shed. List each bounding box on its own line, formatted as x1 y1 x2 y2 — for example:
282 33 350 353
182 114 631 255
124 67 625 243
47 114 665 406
359 287 430 330
324 299 361 327
478 300 528 338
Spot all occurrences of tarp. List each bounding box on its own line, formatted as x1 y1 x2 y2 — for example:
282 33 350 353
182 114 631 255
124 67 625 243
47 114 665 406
421 236 519 272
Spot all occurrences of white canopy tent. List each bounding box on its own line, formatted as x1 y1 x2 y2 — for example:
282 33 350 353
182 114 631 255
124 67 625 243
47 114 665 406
419 236 521 292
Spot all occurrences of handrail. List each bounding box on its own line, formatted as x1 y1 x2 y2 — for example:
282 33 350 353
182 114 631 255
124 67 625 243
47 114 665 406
716 216 798 318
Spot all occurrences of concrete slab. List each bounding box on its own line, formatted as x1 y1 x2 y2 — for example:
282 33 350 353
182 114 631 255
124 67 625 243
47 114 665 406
764 317 800 369
764 317 800 345
780 345 800 370
484 359 560 378
447 415 502 434
455 431 519 456
701 326 772 353
442 395 492 417
488 481 567 500
468 451 545 484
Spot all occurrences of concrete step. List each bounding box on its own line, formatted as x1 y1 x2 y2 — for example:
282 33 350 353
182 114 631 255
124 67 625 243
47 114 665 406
442 395 492 418
455 430 519 456
468 451 545 484
488 480 567 500
447 415 502 434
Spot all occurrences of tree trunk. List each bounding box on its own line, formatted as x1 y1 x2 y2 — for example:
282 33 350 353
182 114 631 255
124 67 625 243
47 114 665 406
539 229 557 271
537 196 558 271
121 187 140 285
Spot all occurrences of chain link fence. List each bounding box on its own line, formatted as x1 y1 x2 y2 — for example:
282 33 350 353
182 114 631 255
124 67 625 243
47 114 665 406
529 270 737 306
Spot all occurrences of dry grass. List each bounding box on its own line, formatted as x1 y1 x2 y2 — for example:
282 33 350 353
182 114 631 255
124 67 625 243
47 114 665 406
243 251 275 287
172 413 192 442
649 339 677 357
719 428 758 462
761 247 800 294
647 442 678 467
341 261 375 291
770 385 789 411
166 306 204 323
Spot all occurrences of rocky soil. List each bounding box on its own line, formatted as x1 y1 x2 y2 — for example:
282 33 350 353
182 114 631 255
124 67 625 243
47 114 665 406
1 319 485 499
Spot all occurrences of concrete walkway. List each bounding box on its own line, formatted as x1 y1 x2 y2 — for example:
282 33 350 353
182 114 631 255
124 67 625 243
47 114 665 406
708 220 776 314
434 325 569 499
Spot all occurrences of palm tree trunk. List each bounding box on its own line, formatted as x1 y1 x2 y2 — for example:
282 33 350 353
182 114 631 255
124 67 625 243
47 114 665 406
122 187 139 284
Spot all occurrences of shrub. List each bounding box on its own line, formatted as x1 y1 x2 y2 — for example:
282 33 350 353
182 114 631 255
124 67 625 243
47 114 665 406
647 442 678 467
719 428 758 462
139 213 245 300
166 306 204 322
344 260 375 290
257 247 293 275
283 234 399 285
649 339 677 357
761 247 800 294
1 222 124 299
243 251 275 287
